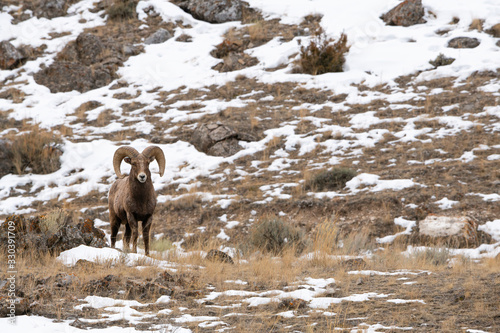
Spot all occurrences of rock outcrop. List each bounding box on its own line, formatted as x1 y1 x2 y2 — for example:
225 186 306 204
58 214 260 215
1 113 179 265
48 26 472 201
177 0 243 23
381 0 426 27
447 37 480 49
34 33 123 93
191 123 256 157
0 41 26 70
145 28 173 45
0 214 107 255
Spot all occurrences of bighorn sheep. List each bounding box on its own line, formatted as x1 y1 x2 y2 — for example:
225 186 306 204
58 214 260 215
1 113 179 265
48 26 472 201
109 146 165 256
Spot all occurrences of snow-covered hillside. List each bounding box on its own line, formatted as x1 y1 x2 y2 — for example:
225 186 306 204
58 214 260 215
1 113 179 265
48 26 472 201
1 0 500 331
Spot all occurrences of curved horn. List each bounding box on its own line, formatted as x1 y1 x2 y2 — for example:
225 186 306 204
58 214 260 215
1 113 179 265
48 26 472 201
142 146 165 177
113 146 139 178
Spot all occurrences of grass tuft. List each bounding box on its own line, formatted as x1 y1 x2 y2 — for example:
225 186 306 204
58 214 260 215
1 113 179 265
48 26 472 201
150 237 173 253
250 217 306 255
305 167 356 191
106 0 137 21
294 30 350 75
40 209 72 234
429 53 455 68
411 247 451 267
9 124 62 174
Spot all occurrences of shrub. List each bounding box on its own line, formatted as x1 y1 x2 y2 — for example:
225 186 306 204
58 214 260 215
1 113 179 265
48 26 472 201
40 209 71 234
412 247 450 266
10 125 62 174
305 167 356 191
295 31 350 75
250 218 306 255
429 53 455 68
107 0 137 21
150 238 173 253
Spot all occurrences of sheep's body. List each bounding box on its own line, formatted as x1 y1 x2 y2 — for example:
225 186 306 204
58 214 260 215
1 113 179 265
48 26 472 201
108 146 165 256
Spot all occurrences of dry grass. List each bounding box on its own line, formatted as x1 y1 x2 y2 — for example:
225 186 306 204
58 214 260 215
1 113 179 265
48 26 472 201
469 18 484 31
295 31 350 75
8 124 62 174
106 0 137 21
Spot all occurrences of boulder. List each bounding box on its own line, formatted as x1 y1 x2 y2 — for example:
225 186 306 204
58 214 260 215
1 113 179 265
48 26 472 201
145 28 173 45
76 33 104 65
179 0 242 23
32 0 68 19
0 41 26 70
0 215 108 255
381 0 426 27
37 32 123 93
34 62 113 93
447 37 480 49
0 297 30 317
190 123 239 157
418 215 478 247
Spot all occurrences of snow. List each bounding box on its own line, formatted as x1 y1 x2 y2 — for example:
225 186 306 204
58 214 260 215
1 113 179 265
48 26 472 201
377 217 416 244
478 220 500 242
435 197 459 210
387 299 426 304
0 316 163 333
1 0 500 330
57 245 179 270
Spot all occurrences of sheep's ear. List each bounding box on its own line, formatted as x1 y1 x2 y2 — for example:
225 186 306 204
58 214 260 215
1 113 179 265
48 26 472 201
149 156 156 163
124 157 132 164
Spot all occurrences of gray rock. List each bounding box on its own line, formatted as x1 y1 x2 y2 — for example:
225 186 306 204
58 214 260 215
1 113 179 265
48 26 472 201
190 123 257 156
179 0 242 23
381 0 426 27
34 62 113 93
145 28 173 45
0 215 107 256
33 0 67 19
191 123 237 152
0 41 25 70
447 37 480 49
208 138 241 157
418 215 478 247
76 33 104 65
123 45 141 55
0 297 30 317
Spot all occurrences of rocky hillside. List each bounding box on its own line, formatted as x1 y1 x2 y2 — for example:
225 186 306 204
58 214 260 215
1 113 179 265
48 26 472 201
1 0 500 332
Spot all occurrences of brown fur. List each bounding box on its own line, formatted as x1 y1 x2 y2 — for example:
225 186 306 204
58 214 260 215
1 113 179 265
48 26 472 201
108 146 165 255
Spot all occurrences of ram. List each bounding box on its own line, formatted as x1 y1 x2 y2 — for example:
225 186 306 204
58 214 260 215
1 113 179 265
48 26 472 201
108 146 165 256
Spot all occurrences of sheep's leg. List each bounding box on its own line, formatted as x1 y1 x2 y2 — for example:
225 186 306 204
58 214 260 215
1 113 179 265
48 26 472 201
123 223 132 252
110 215 121 249
127 213 139 253
142 217 153 256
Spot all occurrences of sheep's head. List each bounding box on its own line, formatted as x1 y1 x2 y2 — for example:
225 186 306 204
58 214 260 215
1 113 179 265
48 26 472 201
113 146 166 183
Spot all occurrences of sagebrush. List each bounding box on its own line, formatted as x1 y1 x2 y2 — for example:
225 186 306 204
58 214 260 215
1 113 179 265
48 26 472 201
250 218 306 255
295 31 350 75
10 125 62 174
305 167 356 191
107 0 137 21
